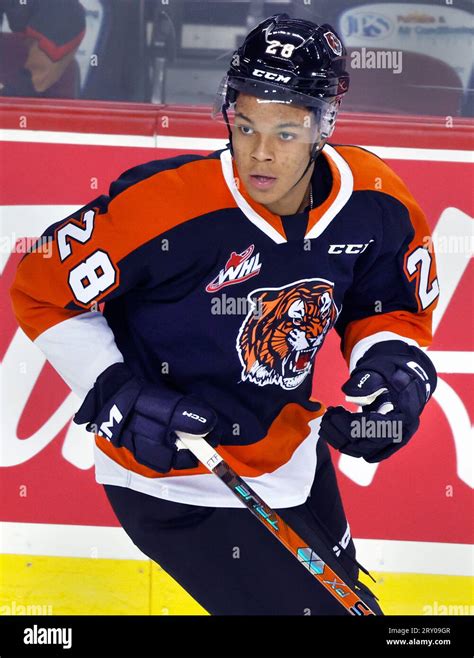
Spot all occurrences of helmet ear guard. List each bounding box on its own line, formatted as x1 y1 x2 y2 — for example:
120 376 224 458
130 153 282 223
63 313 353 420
321 97 342 140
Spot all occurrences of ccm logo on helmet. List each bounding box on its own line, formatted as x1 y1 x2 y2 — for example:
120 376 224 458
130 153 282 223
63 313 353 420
252 69 291 83
182 411 208 424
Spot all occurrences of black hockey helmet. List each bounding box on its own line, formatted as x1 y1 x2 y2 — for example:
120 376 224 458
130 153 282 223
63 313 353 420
213 13 350 163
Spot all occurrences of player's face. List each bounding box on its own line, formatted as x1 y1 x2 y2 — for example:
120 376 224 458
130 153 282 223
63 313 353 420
231 93 317 215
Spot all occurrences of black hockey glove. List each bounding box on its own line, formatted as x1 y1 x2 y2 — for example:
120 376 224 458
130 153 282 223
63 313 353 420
320 341 437 463
74 362 219 473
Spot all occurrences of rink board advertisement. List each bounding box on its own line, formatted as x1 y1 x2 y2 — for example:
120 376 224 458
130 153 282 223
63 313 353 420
0 111 472 615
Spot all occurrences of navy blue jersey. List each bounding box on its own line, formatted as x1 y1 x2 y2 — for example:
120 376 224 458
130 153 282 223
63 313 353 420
10 144 439 506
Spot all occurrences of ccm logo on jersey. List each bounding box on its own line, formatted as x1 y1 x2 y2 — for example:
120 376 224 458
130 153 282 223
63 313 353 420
206 244 262 292
252 69 291 83
328 240 374 255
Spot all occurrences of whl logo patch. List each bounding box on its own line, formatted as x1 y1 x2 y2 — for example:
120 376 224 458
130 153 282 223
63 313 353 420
206 245 261 293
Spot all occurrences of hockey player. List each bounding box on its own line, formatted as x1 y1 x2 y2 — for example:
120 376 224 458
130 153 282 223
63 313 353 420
10 14 438 615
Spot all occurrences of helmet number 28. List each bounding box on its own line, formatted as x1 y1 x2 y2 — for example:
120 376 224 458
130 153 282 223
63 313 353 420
265 40 295 58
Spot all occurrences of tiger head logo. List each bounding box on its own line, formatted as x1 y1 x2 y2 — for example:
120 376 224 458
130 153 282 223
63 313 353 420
236 279 339 390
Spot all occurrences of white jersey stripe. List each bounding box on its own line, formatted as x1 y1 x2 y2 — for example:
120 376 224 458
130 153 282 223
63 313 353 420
93 416 322 508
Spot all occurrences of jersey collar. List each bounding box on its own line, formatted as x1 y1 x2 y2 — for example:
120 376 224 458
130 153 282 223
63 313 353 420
220 144 354 244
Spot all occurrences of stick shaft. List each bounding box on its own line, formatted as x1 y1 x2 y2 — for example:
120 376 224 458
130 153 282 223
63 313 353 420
176 432 375 616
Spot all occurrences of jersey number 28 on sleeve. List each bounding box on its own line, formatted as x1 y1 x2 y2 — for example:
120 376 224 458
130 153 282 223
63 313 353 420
56 208 117 306
406 247 440 310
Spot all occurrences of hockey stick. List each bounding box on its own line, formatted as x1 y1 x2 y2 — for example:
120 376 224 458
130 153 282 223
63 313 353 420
175 431 376 616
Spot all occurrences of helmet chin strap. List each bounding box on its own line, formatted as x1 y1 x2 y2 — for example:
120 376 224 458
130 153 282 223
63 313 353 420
223 103 324 195
291 140 323 191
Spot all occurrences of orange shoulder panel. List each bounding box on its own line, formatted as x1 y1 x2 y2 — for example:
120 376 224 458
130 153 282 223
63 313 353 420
11 157 234 341
334 146 438 363
342 310 434 365
334 145 436 256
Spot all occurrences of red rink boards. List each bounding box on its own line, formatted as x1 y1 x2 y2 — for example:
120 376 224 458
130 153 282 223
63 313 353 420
0 100 472 551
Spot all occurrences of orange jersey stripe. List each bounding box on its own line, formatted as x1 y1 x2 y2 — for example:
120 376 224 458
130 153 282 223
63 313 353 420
10 157 236 341
95 401 325 479
306 149 342 235
342 310 434 365
335 146 438 361
337 145 438 278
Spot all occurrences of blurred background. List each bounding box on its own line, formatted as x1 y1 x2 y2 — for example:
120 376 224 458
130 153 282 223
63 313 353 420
0 0 473 115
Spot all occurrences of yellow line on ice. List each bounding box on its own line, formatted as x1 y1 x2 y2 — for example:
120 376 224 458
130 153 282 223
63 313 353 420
358 571 474 616
1 554 472 615
0 554 206 615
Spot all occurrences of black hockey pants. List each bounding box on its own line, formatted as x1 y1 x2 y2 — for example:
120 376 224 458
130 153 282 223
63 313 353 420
103 439 383 615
